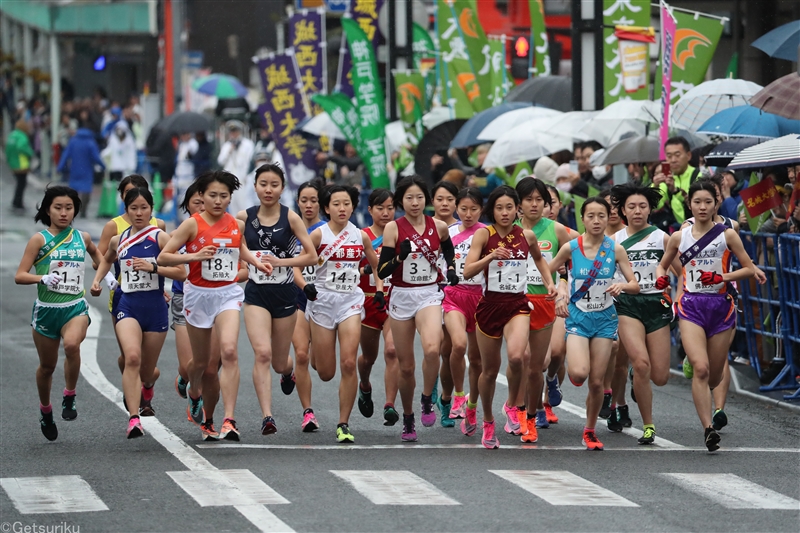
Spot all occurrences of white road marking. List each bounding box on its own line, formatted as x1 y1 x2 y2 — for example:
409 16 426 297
0 475 109 514
167 469 289 506
490 470 639 507
330 470 459 505
81 306 294 532
662 473 800 510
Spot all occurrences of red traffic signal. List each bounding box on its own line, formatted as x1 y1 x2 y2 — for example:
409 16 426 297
514 36 529 58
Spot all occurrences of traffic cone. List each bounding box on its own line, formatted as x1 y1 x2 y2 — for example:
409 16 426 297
152 172 164 214
97 177 118 218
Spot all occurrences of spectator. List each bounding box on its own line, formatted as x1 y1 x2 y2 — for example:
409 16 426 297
57 126 105 216
718 168 741 221
217 121 255 183
101 121 137 181
442 168 466 189
533 155 558 185
578 140 603 178
174 132 199 218
229 150 268 215
192 131 212 175
329 142 364 187
5 119 35 211
651 136 701 229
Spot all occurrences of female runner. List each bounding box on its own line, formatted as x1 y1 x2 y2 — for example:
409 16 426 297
91 188 186 437
356 189 400 426
15 186 103 441
462 186 557 449
305 185 382 443
657 181 756 451
377 175 458 442
292 179 327 431
159 170 271 441
548 197 640 450
237 164 317 435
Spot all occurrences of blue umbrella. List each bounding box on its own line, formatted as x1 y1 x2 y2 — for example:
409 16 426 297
752 20 800 62
696 105 800 138
449 102 531 148
192 73 248 98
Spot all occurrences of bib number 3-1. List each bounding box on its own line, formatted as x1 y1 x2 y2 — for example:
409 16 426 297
402 253 435 284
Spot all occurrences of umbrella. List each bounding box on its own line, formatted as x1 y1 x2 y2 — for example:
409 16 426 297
751 20 800 61
671 78 763 132
538 110 599 141
422 107 454 130
192 74 248 99
159 111 213 134
449 101 531 148
580 100 660 146
482 122 574 169
696 105 800 138
727 134 800 170
300 112 346 140
750 72 800 121
476 107 563 141
705 138 763 167
504 75 573 112
592 136 659 166
415 119 468 183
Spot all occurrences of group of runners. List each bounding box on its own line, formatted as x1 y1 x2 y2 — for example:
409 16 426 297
16 166 761 451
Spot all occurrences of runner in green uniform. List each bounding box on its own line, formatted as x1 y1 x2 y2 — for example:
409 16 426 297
15 186 103 441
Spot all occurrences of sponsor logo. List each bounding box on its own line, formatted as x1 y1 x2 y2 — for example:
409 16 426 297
673 29 713 70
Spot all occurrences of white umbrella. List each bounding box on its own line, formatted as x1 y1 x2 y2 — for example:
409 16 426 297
477 107 562 141
384 120 408 154
301 112 345 140
672 78 763 132
726 134 800 169
422 106 454 130
580 100 661 146
538 110 599 141
482 122 574 169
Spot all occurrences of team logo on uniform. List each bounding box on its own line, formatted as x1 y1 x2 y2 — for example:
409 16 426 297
117 312 125 320
538 241 552 251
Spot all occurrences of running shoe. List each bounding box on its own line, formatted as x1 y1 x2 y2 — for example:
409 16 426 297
302 409 319 432
430 378 439 408
175 375 188 399
682 357 694 379
638 426 656 445
219 418 240 441
420 395 436 427
712 409 728 431
357 384 374 418
503 403 521 435
449 395 467 419
598 393 613 419
39 409 58 441
582 429 604 450
187 393 204 425
383 404 399 426
617 405 632 428
518 409 528 437
704 427 720 452
546 375 563 407
261 416 277 435
61 394 77 421
461 406 478 437
139 396 155 417
201 420 219 441
280 371 296 395
402 414 417 442
440 400 454 427
127 416 144 439
481 420 500 449
535 409 549 429
606 410 623 432
521 417 538 443
544 403 559 424
629 367 636 403
336 423 355 443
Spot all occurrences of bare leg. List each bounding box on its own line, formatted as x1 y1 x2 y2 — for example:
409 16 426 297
292 310 313 410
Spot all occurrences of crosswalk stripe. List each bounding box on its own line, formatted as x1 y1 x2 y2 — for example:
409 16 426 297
662 473 800 510
490 470 639 507
167 469 290 506
0 475 109 514
330 470 460 505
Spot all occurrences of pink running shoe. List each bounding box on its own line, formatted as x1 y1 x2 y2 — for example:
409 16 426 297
503 403 520 435
482 420 500 449
461 406 478 437
449 395 467 419
420 395 436 427
127 417 144 439
301 410 319 432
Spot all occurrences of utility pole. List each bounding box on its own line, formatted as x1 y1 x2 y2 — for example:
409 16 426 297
387 0 414 122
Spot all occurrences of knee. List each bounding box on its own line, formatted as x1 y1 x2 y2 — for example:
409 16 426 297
422 342 440 360
125 352 142 369
219 344 238 364
295 348 309 366
202 365 218 381
451 340 467 357
253 347 272 367
399 362 415 379
384 345 397 361
708 373 723 389
632 358 651 377
692 363 710 381
568 369 588 386
588 376 604 394
340 357 356 376
62 340 81 357
507 352 524 371
38 361 56 375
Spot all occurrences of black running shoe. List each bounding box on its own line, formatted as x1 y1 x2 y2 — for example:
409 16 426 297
704 427 720 452
599 393 613 419
606 410 623 432
261 416 277 435
712 409 727 431
383 404 399 426
40 410 58 441
280 372 296 395
357 384 374 418
617 405 632 428
61 394 77 420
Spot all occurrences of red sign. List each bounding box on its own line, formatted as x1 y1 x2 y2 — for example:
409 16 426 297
788 182 800 216
740 176 783 218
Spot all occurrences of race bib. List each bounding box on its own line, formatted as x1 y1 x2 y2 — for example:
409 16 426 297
488 259 526 293
685 259 724 293
454 252 482 285
403 253 437 284
368 269 390 288
120 256 158 293
574 278 613 312
248 251 291 284
525 251 552 286
631 260 659 292
47 259 85 295
202 248 239 282
301 264 316 284
324 261 359 292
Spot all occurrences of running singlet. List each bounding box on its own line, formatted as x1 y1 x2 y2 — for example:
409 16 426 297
614 226 666 294
568 236 617 312
686 215 735 230
482 225 529 295
679 225 731 294
244 205 297 285
110 215 159 305
451 223 485 286
298 220 326 285
118 226 164 295
187 213 241 288
315 222 364 293
517 218 557 294
35 228 87 304
391 216 441 288
359 227 388 294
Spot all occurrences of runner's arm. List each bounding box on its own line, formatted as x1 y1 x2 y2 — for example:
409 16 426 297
656 232 681 279
273 211 318 268
152 231 187 281
462 228 495 280
609 244 640 296
524 229 557 298
377 222 400 279
14 233 47 285
362 231 383 292
96 219 117 267
158 218 200 265
722 229 756 283
91 236 120 291
547 241 572 275
237 219 272 275
156 218 167 231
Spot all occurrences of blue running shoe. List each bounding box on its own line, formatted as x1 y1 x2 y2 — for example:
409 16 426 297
440 400 454 428
546 375 562 407
430 377 439 407
535 409 549 429
187 393 204 425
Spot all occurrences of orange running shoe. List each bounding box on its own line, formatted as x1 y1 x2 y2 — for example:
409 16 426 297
582 428 604 451
518 409 528 437
544 403 559 424
521 418 538 443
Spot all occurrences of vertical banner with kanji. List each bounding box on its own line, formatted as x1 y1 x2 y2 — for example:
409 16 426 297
488 36 512 105
412 22 437 111
436 0 486 116
257 53 318 191
603 0 650 106
342 18 390 189
393 71 425 139
335 0 384 98
289 10 326 96
442 0 492 111
311 93 364 155
528 0 551 77
659 2 677 160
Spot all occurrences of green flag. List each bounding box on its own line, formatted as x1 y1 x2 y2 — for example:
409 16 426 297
725 52 739 79
654 9 724 102
488 37 512 105
412 22 437 111
528 0 551 77
445 60 480 118
511 161 532 185
573 195 586 233
311 93 364 156
603 0 650 106
394 71 425 139
342 18 390 189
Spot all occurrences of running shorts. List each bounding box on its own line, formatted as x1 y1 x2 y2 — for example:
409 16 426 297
110 288 122 317
170 292 186 329
244 283 298 319
307 288 365 330
565 303 618 340
677 292 735 338
116 293 169 333
616 293 673 334
527 294 556 331
442 285 482 333
31 299 90 340
388 284 444 322
362 293 389 330
183 282 244 329
475 293 531 339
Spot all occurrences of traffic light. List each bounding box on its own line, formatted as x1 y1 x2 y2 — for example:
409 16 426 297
511 36 529 80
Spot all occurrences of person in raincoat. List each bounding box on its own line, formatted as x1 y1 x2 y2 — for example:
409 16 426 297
5 119 35 211
101 121 137 181
58 127 105 217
